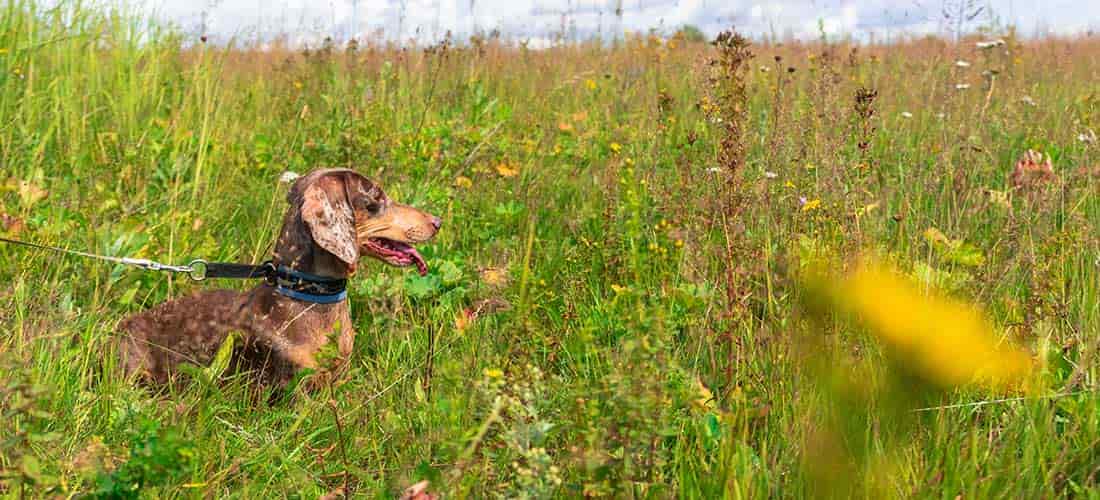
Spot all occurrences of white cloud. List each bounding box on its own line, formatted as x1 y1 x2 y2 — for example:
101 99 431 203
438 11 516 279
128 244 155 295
138 0 1100 45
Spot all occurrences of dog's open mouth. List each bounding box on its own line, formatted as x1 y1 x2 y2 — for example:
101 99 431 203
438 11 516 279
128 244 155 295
362 238 428 276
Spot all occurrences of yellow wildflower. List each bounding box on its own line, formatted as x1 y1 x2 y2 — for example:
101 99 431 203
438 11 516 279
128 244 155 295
801 198 822 212
495 163 519 178
810 261 1033 391
480 267 509 287
610 142 622 154
585 79 597 91
453 176 473 189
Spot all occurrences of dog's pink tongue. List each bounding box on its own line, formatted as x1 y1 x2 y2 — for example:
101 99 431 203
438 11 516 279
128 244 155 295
410 247 428 276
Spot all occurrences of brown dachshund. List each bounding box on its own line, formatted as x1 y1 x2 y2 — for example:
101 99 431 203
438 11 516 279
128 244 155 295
118 168 440 386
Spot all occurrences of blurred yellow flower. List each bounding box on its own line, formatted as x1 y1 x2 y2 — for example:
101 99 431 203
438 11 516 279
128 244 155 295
480 267 509 287
495 163 519 178
453 175 473 189
610 142 622 154
483 368 504 379
813 261 1033 391
801 198 822 212
557 121 574 132
585 79 597 90
610 284 629 295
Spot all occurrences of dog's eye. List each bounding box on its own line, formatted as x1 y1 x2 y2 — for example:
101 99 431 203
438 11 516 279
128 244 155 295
364 202 382 215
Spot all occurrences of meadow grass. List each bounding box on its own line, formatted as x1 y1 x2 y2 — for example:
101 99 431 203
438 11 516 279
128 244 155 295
1 1 1098 497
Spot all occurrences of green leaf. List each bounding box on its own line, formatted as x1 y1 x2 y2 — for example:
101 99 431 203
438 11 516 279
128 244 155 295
205 332 236 380
438 260 464 286
404 274 442 300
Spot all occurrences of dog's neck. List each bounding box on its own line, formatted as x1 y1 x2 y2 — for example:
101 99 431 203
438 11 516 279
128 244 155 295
272 209 352 280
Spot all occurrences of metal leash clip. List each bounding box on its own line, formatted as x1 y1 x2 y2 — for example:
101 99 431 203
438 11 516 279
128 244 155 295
118 257 210 281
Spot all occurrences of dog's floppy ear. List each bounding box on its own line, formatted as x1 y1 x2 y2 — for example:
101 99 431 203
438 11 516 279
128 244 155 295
299 172 359 268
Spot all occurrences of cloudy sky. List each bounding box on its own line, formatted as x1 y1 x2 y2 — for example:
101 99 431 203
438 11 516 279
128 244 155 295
139 0 1098 46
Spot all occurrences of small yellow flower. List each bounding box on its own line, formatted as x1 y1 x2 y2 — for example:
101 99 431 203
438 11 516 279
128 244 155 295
801 198 822 212
674 239 684 248
784 180 795 189
611 284 629 295
453 176 473 189
585 79 597 91
610 142 622 154
483 368 504 379
495 163 519 178
804 162 816 170
480 267 509 287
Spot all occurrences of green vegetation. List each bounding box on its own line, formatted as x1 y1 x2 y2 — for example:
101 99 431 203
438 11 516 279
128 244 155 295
1 0 1098 497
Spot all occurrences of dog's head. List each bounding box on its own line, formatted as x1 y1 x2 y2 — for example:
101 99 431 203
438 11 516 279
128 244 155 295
277 168 441 276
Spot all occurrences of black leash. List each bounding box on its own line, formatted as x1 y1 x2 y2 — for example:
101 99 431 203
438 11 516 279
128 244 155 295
1 235 348 303
0 235 268 282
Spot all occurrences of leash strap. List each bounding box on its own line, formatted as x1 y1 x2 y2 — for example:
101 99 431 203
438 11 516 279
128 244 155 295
1 235 348 303
198 261 275 280
0 235 200 278
1 235 273 283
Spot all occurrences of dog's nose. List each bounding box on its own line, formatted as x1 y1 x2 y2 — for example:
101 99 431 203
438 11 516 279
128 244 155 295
429 216 442 231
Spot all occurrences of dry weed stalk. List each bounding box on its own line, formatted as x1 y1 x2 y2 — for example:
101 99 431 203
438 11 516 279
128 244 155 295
704 30 756 392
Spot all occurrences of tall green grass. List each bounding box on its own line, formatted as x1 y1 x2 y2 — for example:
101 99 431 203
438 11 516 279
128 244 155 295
1 1 1098 497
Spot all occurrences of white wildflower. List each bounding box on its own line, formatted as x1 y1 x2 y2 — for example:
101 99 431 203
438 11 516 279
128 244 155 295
279 171 301 184
706 167 722 173
976 39 1006 49
1020 96 1037 106
764 171 778 179
955 83 971 90
1078 130 1097 144
955 60 971 68
901 111 913 119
